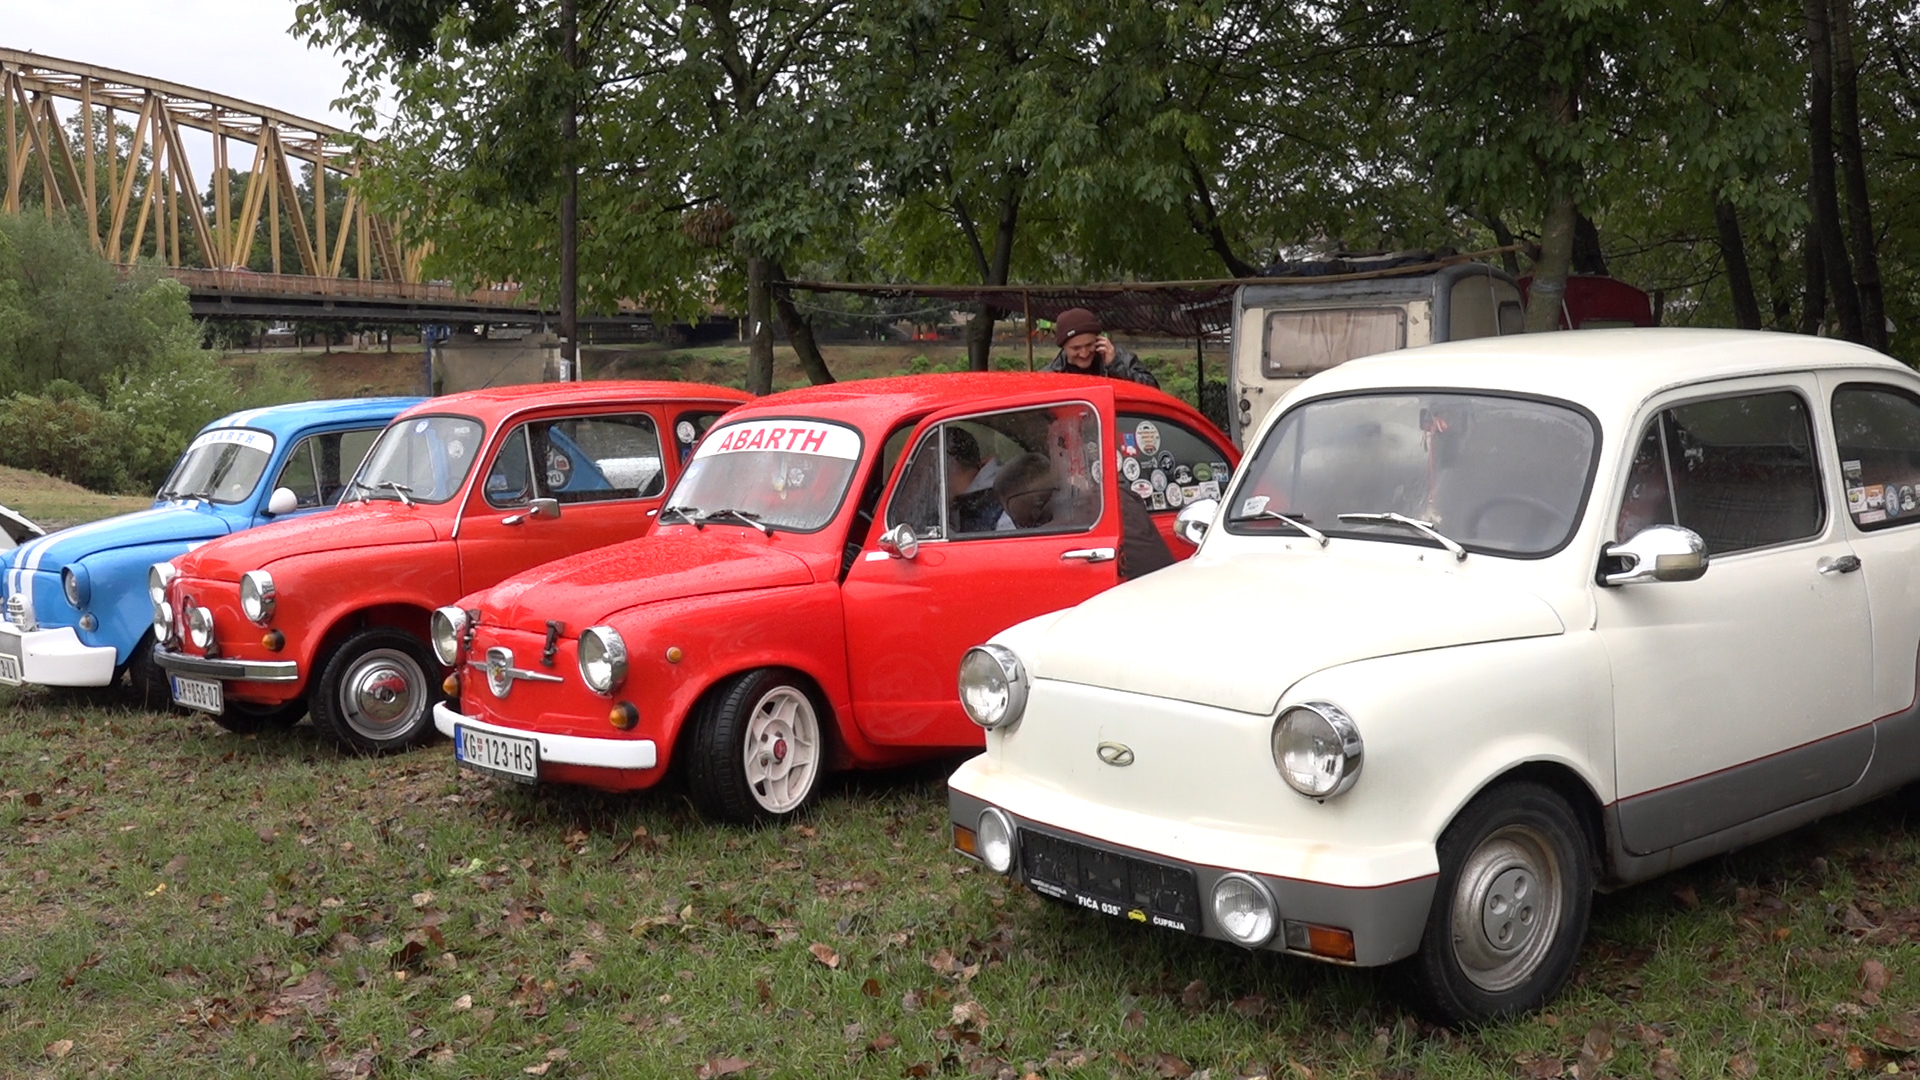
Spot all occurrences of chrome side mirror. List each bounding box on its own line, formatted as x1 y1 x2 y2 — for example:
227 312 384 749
1601 524 1708 586
265 486 300 516
1174 498 1219 546
878 522 920 560
502 497 562 526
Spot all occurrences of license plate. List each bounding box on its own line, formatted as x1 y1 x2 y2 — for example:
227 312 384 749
0 653 20 684
454 724 539 783
1019 829 1201 933
172 675 224 715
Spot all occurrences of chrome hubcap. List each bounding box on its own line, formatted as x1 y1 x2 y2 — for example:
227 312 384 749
340 648 425 740
1450 824 1562 993
741 686 819 814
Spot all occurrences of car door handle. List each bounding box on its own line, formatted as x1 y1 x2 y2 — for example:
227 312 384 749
1819 554 1862 574
1060 548 1115 563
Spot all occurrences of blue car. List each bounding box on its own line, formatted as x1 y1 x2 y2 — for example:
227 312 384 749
0 397 420 700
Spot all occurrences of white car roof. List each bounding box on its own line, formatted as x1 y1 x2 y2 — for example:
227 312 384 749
1287 328 1908 423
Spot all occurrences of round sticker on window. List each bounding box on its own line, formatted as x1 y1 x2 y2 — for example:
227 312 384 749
548 450 572 475
1193 462 1212 482
414 420 430 433
1135 421 1161 456
676 420 698 444
447 440 465 459
1150 468 1168 493
1131 479 1155 500
1165 484 1184 508
1157 450 1175 471
545 469 567 489
1172 464 1193 486
1121 457 1141 482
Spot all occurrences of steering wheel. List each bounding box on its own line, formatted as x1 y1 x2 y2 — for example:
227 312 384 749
1461 494 1571 545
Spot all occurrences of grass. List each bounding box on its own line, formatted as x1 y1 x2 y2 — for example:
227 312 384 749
0 466 151 532
7 687 1920 1079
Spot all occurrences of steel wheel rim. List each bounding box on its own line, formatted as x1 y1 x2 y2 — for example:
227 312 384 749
1449 823 1564 993
740 685 820 814
338 647 426 742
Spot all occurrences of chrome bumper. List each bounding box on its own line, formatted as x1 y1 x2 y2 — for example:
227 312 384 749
0 623 118 687
152 644 299 683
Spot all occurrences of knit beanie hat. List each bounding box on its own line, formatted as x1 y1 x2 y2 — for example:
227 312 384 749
1053 308 1103 347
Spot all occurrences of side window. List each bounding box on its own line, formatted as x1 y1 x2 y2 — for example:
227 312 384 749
1619 391 1822 554
883 403 1103 540
1834 384 1920 530
332 428 380 503
274 427 388 509
484 426 535 507
537 414 666 503
273 437 323 509
672 410 727 463
1116 413 1233 514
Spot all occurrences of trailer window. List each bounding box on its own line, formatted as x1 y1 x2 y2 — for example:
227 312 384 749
1263 308 1407 378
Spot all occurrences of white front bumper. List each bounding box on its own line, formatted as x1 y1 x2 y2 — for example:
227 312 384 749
0 623 118 687
432 702 658 770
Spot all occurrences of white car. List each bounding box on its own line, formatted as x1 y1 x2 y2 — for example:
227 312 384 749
948 328 1920 1024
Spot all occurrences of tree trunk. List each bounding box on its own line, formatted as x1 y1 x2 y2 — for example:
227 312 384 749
771 263 834 385
1483 213 1521 276
967 183 1021 372
1830 0 1887 351
558 0 579 380
1525 185 1577 333
1801 226 1828 335
1713 196 1764 330
1184 154 1258 277
746 255 774 395
1805 0 1865 341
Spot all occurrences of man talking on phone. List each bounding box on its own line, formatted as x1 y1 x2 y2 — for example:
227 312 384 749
1043 308 1159 388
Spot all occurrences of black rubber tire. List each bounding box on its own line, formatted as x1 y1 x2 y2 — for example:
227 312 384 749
311 627 442 755
684 669 828 824
212 698 307 734
123 630 180 712
1403 781 1594 1026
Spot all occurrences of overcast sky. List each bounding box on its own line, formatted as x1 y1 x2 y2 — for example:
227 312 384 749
8 0 370 131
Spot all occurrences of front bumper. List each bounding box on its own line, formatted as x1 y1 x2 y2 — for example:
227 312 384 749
948 786 1436 968
152 644 299 683
433 702 659 770
0 623 117 687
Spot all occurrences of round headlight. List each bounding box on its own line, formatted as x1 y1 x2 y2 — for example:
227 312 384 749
62 566 88 609
239 571 275 625
977 808 1016 874
578 626 628 694
186 605 215 651
958 645 1027 730
148 562 176 608
1210 872 1278 946
430 606 469 667
1272 702 1363 799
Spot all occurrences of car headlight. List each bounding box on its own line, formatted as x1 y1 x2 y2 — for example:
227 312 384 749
62 566 89 609
239 571 275 625
148 563 176 613
958 645 1027 730
976 808 1016 874
577 626 627 694
430 606 468 666
1210 873 1279 946
1272 702 1363 799
186 605 215 651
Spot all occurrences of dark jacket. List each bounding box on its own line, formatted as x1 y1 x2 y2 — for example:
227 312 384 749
1045 344 1160 388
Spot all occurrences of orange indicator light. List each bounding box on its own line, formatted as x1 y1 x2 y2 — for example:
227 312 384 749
952 824 977 856
442 672 461 697
262 630 285 651
609 702 640 730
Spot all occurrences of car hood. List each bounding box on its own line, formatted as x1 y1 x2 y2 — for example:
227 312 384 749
481 529 817 633
4 503 229 579
175 503 438 577
1031 551 1567 716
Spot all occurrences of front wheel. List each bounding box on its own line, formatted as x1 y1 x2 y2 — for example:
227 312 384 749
311 628 441 755
685 670 827 824
213 698 307 734
1405 781 1593 1025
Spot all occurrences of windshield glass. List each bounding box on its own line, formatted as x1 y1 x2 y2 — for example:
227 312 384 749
1231 392 1597 556
667 418 863 532
351 415 485 504
158 428 275 504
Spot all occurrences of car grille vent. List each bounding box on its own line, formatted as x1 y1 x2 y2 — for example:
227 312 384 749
7 592 34 631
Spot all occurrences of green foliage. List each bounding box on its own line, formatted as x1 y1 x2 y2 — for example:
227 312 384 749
0 392 140 493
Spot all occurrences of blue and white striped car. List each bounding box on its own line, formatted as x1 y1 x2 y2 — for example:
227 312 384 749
0 397 419 696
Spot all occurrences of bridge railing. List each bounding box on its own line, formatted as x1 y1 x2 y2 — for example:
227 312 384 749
158 265 540 308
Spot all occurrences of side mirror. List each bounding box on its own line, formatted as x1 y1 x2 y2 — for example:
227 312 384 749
1601 524 1708 586
877 522 920 560
265 487 300 516
1173 498 1219 546
502 497 562 526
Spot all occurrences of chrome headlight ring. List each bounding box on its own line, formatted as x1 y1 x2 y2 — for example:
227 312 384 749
62 565 89 610
577 625 628 695
239 571 276 625
958 644 1028 731
1210 872 1280 946
976 807 1016 874
148 563 176 612
430 606 468 667
1271 702 1364 800
186 605 215 652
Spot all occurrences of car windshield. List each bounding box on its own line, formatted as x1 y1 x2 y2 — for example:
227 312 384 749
157 428 276 504
1231 392 1597 556
665 418 863 533
349 415 485 505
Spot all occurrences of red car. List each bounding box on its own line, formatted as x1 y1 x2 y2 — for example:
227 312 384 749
430 373 1240 821
152 381 752 752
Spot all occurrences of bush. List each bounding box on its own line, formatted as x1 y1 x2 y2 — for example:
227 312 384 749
0 392 139 493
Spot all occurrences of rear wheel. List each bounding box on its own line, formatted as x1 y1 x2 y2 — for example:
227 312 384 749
1405 781 1593 1025
212 698 307 734
686 669 827 824
312 628 441 755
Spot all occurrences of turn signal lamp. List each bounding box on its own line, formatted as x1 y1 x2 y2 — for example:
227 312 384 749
262 630 285 651
1283 920 1357 962
442 672 461 697
952 823 978 857
609 701 639 731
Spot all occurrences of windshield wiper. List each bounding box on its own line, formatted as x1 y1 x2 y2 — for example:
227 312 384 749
1229 509 1327 547
1336 511 1466 561
701 508 773 535
658 505 703 528
376 481 415 506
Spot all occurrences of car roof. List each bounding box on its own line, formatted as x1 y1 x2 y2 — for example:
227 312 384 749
715 372 1217 431
395 380 752 424
1291 328 1908 421
200 397 424 439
